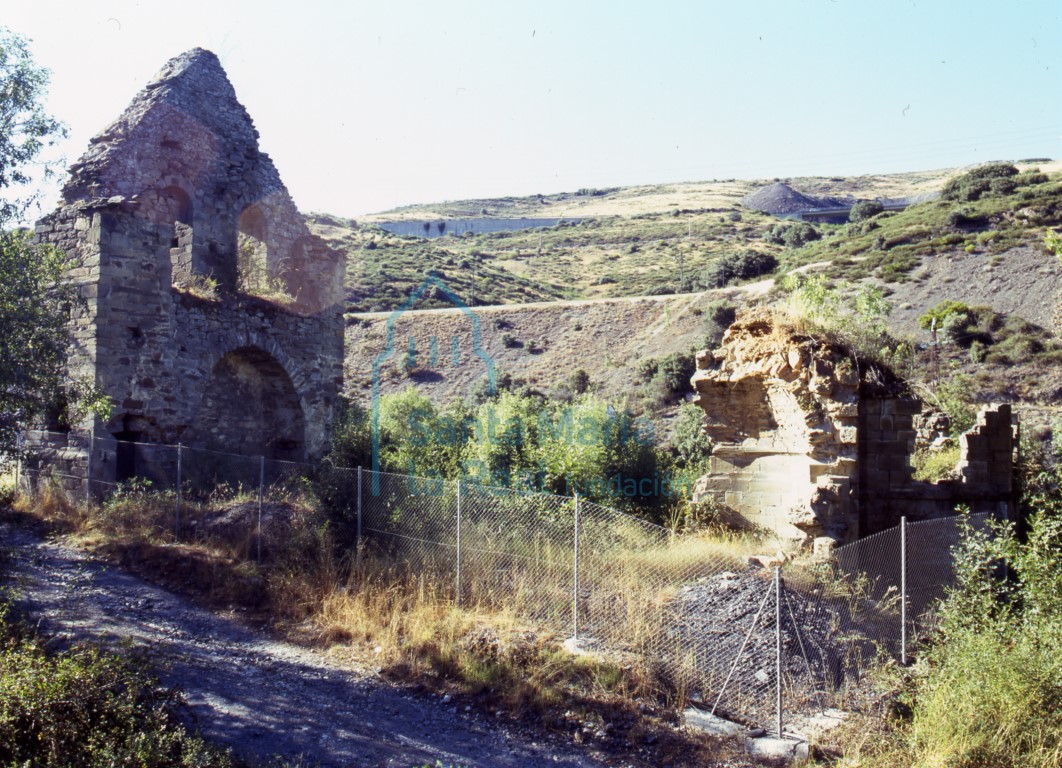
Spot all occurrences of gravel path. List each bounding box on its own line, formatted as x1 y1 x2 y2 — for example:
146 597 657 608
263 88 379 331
2 522 611 768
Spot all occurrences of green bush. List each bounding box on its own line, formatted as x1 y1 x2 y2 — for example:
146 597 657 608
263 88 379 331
910 445 960 481
899 451 1062 768
989 177 1018 196
568 368 590 395
702 299 737 347
670 402 713 471
849 200 885 222
700 251 777 288
941 163 1019 201
647 351 696 400
0 610 233 767
762 221 821 248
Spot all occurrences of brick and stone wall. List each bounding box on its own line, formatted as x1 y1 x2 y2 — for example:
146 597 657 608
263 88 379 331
31 49 344 485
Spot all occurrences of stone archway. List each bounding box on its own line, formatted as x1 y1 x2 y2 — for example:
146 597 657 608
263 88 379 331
188 346 306 460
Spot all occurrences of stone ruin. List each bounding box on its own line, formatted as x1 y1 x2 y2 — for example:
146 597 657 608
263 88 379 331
31 49 344 486
690 313 1017 549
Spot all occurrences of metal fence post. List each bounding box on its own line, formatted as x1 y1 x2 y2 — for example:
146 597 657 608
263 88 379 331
901 515 908 666
85 428 94 505
455 479 463 606
175 444 183 541
775 566 783 740
14 430 21 492
257 455 265 564
356 466 363 569
573 492 580 640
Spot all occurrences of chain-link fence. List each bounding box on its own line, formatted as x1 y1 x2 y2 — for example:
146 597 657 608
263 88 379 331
14 429 995 735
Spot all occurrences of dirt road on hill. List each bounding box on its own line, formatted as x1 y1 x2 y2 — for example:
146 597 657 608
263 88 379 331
2 522 612 768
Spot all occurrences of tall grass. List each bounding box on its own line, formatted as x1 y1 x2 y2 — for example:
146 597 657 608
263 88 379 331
9 475 769 741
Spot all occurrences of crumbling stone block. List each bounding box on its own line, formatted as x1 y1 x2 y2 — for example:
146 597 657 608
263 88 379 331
690 312 1017 543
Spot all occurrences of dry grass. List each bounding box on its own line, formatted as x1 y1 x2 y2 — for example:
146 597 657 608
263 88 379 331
7 479 759 765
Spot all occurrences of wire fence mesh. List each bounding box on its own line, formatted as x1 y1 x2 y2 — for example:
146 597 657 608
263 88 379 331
14 428 996 731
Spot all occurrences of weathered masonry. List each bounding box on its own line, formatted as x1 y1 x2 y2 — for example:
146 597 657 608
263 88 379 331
691 314 1017 548
33 49 344 485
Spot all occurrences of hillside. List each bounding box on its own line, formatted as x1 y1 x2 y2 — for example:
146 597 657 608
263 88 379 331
343 288 762 441
338 159 1062 439
313 160 1061 314
356 165 989 222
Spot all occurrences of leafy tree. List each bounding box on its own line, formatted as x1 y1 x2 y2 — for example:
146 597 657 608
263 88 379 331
0 28 108 455
0 27 66 220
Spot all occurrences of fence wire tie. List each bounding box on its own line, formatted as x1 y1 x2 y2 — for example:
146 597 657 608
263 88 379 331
711 576 774 716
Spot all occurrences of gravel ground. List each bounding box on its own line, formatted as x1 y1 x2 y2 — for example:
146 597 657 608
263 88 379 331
1 521 614 768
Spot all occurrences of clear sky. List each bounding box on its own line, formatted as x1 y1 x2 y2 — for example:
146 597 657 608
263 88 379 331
5 0 1061 217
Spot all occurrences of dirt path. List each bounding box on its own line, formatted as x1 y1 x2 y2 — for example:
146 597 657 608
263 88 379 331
2 522 613 768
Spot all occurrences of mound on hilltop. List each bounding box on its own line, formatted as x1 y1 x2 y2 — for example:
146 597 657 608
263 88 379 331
742 182 833 215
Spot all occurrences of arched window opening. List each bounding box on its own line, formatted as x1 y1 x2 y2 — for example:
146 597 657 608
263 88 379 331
154 186 194 287
237 204 271 294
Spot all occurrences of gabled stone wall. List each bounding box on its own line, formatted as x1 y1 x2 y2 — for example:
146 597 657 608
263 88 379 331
32 49 344 484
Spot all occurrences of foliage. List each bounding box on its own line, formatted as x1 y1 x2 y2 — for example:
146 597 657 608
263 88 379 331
762 221 820 248
0 605 235 767
0 27 67 220
922 374 977 435
919 300 1053 363
326 390 668 514
896 444 1062 768
910 445 960 482
669 402 713 472
849 200 884 222
701 299 736 347
781 273 909 373
637 351 697 405
0 231 85 453
1046 228 1062 260
700 250 777 288
375 386 468 478
567 368 590 395
327 396 372 469
917 300 971 331
941 162 1019 202
0 32 111 455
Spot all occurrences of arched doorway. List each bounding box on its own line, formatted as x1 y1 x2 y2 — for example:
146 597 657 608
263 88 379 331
189 346 306 461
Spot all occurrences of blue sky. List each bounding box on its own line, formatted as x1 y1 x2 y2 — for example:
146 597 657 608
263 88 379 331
6 0 1061 216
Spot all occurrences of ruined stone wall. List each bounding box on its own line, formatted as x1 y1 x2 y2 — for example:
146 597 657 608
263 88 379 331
33 49 344 476
859 402 1016 534
691 314 1017 546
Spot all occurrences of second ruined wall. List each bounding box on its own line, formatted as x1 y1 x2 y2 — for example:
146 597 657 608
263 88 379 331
691 314 1018 545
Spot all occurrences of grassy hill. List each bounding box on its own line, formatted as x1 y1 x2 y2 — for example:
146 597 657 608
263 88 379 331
329 159 1062 438
313 160 1061 313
